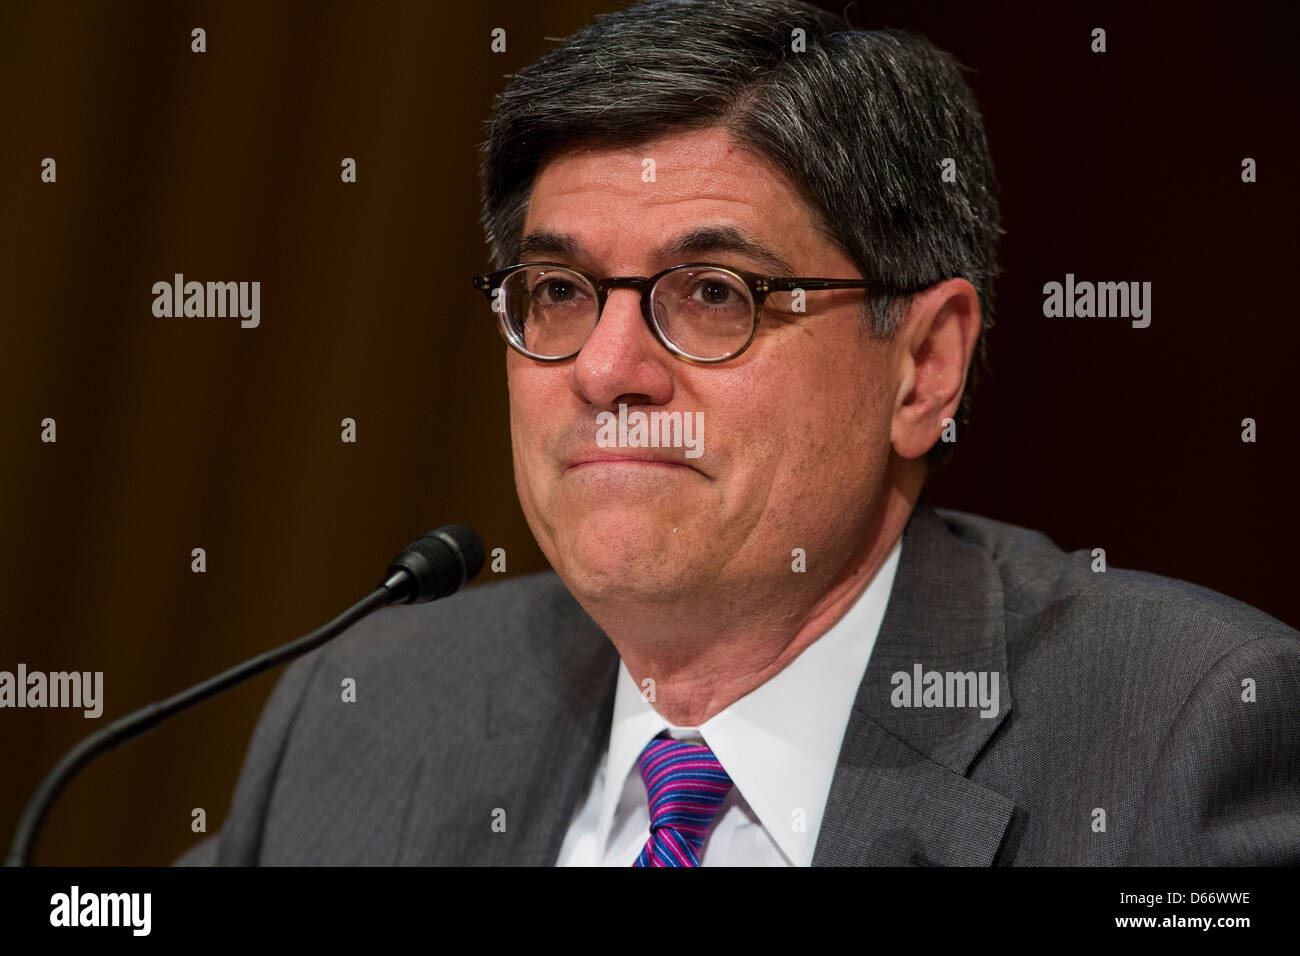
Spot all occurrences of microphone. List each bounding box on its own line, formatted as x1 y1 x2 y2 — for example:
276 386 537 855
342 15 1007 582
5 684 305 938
381 525 486 604
5 525 485 867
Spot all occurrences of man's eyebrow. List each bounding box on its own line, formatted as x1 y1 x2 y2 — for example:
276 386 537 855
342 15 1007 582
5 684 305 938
516 224 798 275
517 229 587 263
658 225 797 276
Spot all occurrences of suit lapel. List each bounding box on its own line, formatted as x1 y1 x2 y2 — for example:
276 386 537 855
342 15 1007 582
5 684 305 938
398 584 618 865
813 495 1016 865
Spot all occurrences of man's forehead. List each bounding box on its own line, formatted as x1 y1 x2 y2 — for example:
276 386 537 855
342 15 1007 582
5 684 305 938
522 130 817 273
528 134 801 213
535 127 757 180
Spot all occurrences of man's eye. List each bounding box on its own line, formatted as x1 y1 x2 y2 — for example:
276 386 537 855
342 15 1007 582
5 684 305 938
533 279 581 303
695 281 733 305
689 278 745 309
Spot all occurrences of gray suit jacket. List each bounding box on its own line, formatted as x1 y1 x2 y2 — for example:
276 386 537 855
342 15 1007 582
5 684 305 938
176 496 1300 865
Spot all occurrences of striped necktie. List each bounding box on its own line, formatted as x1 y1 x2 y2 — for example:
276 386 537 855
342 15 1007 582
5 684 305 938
633 734 735 867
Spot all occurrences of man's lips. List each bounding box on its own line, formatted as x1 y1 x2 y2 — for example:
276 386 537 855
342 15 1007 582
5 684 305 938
562 450 700 473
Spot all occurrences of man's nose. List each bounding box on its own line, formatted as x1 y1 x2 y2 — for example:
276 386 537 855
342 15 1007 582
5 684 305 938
571 287 674 407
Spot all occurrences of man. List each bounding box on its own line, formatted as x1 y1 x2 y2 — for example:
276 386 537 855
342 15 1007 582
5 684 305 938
178 0 1300 866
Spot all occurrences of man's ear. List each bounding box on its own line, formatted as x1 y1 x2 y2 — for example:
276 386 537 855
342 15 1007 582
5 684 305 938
889 277 981 460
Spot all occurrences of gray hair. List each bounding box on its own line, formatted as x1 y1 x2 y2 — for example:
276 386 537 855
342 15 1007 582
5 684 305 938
478 0 1002 468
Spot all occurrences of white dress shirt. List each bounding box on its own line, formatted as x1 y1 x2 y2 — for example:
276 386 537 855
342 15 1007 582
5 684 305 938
556 536 902 866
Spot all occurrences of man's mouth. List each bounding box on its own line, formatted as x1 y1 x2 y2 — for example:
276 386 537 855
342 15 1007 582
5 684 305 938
563 451 699 474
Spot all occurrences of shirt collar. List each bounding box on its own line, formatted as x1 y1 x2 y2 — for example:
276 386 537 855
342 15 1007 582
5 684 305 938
597 535 903 865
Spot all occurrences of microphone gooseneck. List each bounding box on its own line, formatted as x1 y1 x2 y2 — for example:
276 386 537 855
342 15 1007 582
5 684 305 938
5 523 485 867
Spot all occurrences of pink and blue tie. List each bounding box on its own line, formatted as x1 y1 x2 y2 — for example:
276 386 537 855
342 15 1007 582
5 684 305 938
633 735 735 867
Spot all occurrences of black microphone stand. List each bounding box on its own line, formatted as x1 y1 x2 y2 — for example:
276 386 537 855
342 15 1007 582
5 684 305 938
4 586 392 868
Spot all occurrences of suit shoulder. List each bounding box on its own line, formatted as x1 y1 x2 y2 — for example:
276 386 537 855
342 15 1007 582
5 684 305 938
307 570 599 684
935 506 1299 654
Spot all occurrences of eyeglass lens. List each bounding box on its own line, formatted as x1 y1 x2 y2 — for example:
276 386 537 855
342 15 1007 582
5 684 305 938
496 265 757 361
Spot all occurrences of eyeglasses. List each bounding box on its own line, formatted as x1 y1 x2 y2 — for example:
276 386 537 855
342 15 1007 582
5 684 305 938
472 261 927 364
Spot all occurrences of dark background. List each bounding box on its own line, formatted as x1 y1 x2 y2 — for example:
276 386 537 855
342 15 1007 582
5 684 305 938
1 0 1296 865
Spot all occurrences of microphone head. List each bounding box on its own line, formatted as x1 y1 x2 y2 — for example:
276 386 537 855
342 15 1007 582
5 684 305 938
382 525 486 604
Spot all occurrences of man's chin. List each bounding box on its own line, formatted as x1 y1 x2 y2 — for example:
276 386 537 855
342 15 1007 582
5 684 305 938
547 508 703 606
560 565 697 610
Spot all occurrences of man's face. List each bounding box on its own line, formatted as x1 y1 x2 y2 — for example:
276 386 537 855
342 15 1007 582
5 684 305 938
507 126 903 618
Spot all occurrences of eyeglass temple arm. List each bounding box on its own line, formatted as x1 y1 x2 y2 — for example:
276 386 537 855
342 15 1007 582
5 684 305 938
766 277 932 295
472 272 924 295
768 278 884 291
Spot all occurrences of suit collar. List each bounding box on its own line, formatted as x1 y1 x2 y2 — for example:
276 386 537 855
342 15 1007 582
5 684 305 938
812 493 1016 865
